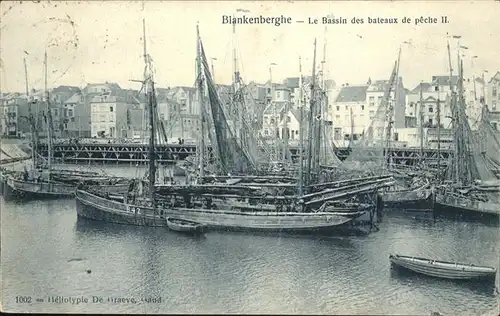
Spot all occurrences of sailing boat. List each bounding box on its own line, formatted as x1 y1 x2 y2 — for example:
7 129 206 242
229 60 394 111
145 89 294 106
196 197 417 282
433 54 500 219
3 54 129 200
367 49 434 210
75 22 371 233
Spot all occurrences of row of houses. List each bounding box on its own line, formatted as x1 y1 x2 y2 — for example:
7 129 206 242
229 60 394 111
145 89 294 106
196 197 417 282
2 71 499 149
260 71 500 149
0 83 200 140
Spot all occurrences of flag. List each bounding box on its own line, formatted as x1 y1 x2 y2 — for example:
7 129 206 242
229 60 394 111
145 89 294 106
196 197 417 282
452 35 461 39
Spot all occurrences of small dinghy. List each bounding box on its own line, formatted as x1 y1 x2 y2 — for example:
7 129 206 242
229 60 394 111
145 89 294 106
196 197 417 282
389 254 497 281
166 218 205 235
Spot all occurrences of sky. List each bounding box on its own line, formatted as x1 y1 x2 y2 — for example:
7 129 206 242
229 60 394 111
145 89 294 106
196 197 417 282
1 1 499 93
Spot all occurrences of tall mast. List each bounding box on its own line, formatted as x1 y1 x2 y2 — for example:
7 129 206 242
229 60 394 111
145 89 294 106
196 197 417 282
196 24 205 181
269 65 278 163
298 56 304 195
349 107 354 146
419 82 424 164
232 23 244 161
44 50 52 171
436 90 441 175
385 48 401 170
305 39 317 186
24 58 36 168
143 18 156 194
447 41 459 183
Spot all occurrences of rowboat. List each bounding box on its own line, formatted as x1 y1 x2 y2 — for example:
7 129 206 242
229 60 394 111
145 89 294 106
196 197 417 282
389 254 497 280
166 218 205 235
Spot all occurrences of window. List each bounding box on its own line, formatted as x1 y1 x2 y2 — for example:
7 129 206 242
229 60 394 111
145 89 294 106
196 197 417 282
493 100 497 111
429 118 433 125
264 129 269 135
409 103 413 107
335 115 340 119
345 105 348 110
276 91 281 98
377 96 383 103
428 107 433 113
68 109 73 117
336 106 340 111
493 122 498 131
334 128 342 140
369 96 375 102
287 116 291 122
71 117 75 122
110 106 114 112
394 132 399 141
493 87 497 97
410 113 413 116
361 105 365 110
369 111 374 116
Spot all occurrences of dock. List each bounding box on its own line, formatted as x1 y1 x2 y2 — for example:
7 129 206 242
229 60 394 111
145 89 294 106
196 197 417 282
35 141 453 165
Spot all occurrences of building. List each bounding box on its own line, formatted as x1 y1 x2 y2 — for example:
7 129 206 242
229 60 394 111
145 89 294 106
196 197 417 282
90 92 131 138
487 71 500 113
165 86 198 116
463 77 487 130
331 84 368 146
277 108 309 141
331 77 406 147
406 82 450 129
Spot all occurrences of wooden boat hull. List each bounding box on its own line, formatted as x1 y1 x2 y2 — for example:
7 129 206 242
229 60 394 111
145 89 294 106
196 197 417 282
434 193 500 218
389 254 497 281
75 189 364 233
166 218 205 234
4 177 130 200
380 186 434 210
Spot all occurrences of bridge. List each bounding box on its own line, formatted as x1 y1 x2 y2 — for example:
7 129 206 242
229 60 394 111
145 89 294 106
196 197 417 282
37 142 452 166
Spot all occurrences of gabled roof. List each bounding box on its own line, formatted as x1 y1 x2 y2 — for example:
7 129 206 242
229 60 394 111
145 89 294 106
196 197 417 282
431 75 459 86
335 85 368 103
488 71 500 84
52 85 80 93
474 77 485 85
263 101 287 116
410 82 432 94
64 93 82 104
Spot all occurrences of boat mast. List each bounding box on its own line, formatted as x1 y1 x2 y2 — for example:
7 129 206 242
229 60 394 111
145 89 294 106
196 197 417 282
349 107 354 146
305 39 317 186
385 48 401 170
231 23 244 168
44 50 52 172
298 56 304 195
436 86 441 175
143 19 156 194
419 81 424 165
196 24 205 181
24 58 37 168
319 27 327 165
447 41 459 183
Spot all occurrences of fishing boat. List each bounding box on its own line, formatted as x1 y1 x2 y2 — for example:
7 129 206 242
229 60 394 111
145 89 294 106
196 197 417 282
2 55 130 200
166 218 205 234
381 179 434 210
389 254 497 281
433 47 500 218
75 21 368 234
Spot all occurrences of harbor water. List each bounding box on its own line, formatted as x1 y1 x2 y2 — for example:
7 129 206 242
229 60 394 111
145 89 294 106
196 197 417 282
1 165 499 315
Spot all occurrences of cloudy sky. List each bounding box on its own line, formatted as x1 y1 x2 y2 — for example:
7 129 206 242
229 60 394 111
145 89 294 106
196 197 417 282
1 1 499 93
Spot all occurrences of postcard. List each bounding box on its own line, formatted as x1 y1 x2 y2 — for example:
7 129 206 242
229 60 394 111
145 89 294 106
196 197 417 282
1 1 499 315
